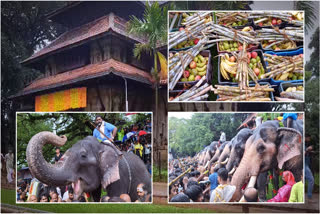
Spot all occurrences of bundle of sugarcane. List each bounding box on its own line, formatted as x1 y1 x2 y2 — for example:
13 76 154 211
261 53 303 81
171 76 213 101
235 43 259 90
249 11 303 26
169 12 212 50
181 11 213 26
214 84 274 101
255 27 303 42
216 12 250 27
169 37 212 90
205 24 259 45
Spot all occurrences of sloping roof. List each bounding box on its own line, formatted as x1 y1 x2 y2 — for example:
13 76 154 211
22 13 148 64
16 59 153 97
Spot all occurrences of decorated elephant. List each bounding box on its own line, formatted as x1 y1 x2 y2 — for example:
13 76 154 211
225 128 253 175
27 131 151 202
230 120 303 201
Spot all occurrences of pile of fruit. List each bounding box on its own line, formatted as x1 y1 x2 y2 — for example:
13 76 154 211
219 19 249 27
261 40 297 50
220 51 265 82
254 17 283 27
290 12 303 21
218 41 257 52
172 37 199 50
180 54 209 82
285 86 304 92
248 51 265 79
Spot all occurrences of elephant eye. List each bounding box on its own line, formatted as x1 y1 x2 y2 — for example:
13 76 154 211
257 144 265 154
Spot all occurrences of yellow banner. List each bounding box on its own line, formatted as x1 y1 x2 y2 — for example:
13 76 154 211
35 87 87 112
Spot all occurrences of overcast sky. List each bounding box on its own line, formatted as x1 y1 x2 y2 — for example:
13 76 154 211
251 1 319 61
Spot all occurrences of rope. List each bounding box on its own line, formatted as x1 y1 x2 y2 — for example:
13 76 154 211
122 155 132 195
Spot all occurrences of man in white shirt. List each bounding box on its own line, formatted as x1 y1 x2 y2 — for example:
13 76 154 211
210 168 236 202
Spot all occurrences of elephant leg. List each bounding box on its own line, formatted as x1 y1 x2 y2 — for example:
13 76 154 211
91 186 102 202
257 171 268 201
273 169 279 191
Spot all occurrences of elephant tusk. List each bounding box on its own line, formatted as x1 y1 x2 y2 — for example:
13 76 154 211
228 167 236 175
220 157 229 165
247 175 257 188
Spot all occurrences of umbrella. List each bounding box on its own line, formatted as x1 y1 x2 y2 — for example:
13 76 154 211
122 132 136 142
138 130 147 136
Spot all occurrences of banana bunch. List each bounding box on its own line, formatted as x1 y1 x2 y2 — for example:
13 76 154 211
291 12 303 21
220 54 237 80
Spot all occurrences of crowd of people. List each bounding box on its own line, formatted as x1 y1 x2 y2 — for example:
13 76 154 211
17 180 151 203
169 157 307 203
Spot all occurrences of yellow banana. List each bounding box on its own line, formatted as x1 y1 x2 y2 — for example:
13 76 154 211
198 55 205 63
220 64 229 80
196 65 207 72
197 61 206 67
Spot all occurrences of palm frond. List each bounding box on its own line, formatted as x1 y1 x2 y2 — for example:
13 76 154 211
294 1 317 33
133 43 151 59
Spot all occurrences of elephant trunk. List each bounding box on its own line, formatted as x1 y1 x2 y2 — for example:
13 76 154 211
27 131 73 186
230 154 258 201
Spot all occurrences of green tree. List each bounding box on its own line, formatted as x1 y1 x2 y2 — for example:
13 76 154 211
305 27 319 77
1 2 66 153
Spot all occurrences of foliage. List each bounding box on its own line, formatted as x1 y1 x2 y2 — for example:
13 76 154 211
294 1 318 34
305 27 319 77
1 2 66 153
169 113 250 157
16 113 149 169
153 166 167 182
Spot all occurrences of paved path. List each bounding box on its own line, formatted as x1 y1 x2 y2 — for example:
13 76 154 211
153 182 320 213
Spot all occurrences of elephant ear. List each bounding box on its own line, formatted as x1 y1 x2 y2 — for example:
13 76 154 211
276 127 302 169
99 144 123 189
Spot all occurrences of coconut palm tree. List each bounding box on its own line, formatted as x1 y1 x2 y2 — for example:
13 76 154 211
127 2 169 160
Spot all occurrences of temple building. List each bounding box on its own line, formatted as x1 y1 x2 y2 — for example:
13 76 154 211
11 1 168 160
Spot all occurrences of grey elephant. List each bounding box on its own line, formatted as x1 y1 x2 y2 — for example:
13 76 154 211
225 128 253 175
27 131 151 202
213 138 235 171
230 120 303 201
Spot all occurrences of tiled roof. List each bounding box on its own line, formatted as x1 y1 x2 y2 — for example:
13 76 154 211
22 13 148 64
21 59 154 95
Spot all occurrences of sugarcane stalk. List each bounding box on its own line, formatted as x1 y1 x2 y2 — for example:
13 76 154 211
169 167 192 186
170 13 179 31
187 85 213 100
189 94 209 101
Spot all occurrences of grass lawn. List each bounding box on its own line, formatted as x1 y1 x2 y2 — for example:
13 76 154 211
1 189 212 213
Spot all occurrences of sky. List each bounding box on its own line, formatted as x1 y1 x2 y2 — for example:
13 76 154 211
168 112 194 119
251 0 320 61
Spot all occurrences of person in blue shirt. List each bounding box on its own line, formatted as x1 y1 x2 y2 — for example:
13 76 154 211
93 115 117 144
209 165 218 192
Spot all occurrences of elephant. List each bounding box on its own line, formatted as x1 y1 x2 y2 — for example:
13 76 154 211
225 128 253 175
206 141 229 169
26 131 151 202
230 120 303 201
214 139 235 171
201 141 219 166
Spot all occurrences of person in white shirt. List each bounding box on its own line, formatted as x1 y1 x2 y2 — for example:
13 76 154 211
210 168 236 202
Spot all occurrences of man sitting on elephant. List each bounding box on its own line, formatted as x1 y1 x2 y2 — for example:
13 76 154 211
93 115 117 144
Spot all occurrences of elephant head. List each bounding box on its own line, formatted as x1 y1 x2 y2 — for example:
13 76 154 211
230 121 302 201
214 139 234 171
27 131 123 199
206 141 228 169
226 128 253 174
